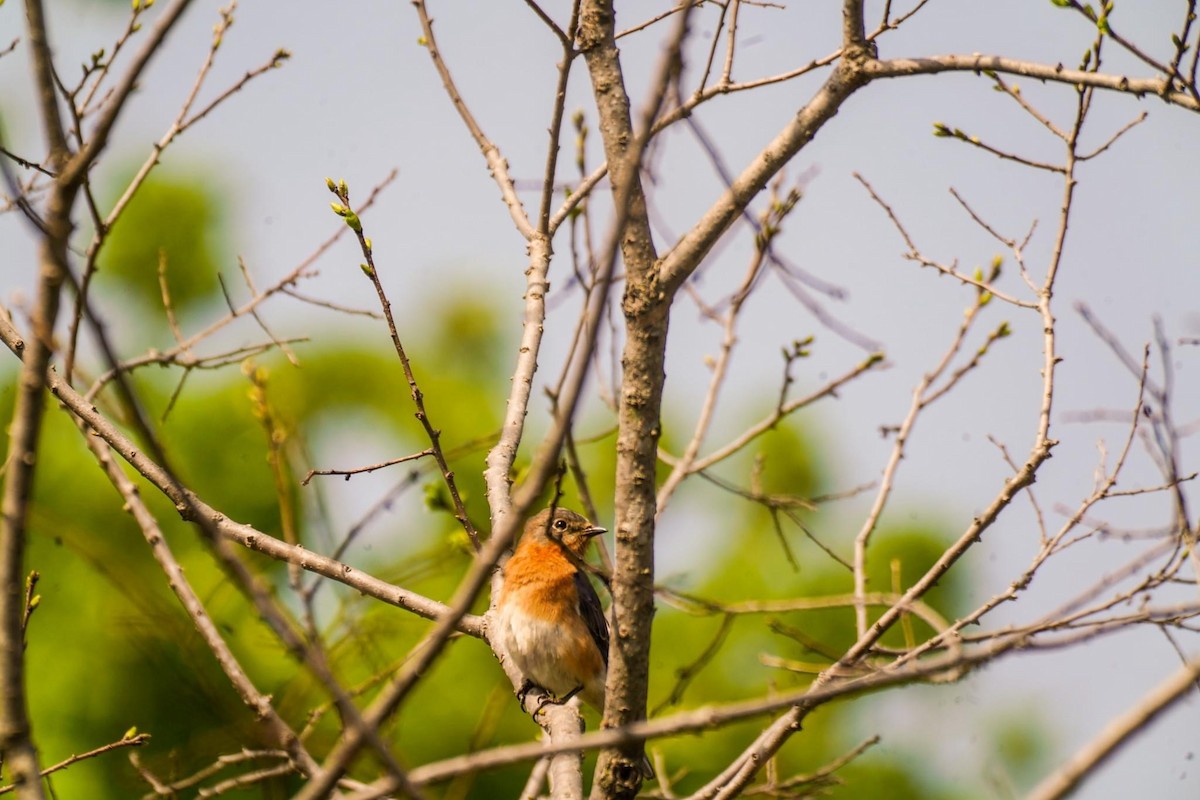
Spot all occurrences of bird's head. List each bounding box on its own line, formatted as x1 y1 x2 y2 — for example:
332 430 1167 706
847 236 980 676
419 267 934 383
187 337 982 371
524 507 606 558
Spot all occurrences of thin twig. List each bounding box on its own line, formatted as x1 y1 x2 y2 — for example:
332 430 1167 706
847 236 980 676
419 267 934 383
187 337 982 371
302 449 434 486
0 733 151 796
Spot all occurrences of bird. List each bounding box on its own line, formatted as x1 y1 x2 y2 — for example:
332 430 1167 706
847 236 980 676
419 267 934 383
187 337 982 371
493 506 654 779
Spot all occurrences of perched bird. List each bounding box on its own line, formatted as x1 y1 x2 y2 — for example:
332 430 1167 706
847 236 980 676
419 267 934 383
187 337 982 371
494 506 653 778
495 507 610 710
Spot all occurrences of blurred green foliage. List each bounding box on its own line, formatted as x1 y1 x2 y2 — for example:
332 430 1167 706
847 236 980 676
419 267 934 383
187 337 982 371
0 168 1043 798
98 170 228 320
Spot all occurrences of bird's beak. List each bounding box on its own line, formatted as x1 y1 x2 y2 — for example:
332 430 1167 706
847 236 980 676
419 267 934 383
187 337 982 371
583 525 606 538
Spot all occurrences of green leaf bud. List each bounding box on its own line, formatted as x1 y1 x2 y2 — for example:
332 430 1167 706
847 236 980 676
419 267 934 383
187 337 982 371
990 255 1004 280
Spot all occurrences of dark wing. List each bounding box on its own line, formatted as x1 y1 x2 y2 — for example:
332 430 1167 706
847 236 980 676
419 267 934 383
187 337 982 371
573 570 610 666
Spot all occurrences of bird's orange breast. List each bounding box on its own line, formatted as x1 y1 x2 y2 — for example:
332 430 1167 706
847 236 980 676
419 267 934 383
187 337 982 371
500 541 581 621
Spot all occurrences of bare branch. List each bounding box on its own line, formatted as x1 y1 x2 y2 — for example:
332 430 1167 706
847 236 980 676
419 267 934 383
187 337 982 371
867 54 1200 112
658 54 871 293
1026 656 1200 800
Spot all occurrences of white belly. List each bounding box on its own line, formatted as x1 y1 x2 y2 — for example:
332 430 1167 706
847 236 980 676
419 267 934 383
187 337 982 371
496 602 587 698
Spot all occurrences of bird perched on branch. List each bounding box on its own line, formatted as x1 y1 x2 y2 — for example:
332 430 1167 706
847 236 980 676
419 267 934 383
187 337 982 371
494 506 654 779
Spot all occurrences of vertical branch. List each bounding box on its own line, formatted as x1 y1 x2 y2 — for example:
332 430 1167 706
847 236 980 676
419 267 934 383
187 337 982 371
842 0 867 48
409 1 556 526
535 1 583 235
0 2 77 793
22 0 68 159
328 182 479 548
482 235 553 519
719 0 741 85
577 1 689 793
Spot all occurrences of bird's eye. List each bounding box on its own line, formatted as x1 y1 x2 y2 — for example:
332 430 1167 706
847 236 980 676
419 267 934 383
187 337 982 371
553 518 568 531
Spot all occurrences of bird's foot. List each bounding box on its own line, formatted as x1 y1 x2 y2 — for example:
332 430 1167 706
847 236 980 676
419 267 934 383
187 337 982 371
530 684 583 719
516 679 538 714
